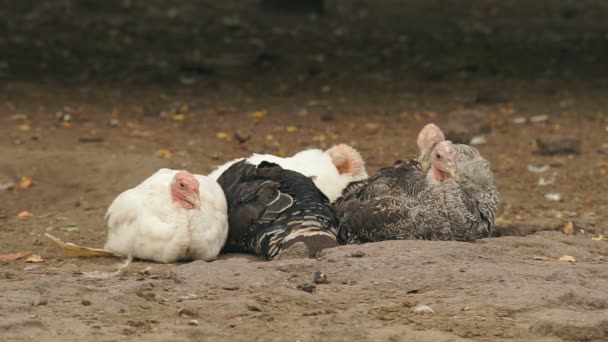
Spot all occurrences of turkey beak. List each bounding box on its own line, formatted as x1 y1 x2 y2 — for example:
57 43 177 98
189 194 201 209
446 162 456 177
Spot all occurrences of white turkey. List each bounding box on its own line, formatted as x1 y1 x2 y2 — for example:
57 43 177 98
335 124 499 244
104 169 228 263
217 160 339 260
208 144 368 202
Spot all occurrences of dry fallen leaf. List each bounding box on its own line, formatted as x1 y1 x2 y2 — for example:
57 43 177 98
286 126 298 133
557 255 576 263
45 233 117 257
18 176 37 189
17 210 32 217
216 132 233 142
26 255 44 263
60 121 72 128
0 250 32 261
155 149 172 159
251 110 267 118
10 114 28 120
171 114 185 121
17 124 31 132
562 221 575 235
592 235 608 241
312 134 326 142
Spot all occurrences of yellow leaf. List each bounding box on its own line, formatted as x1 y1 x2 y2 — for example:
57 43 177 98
312 134 326 142
171 114 185 121
19 176 36 189
10 114 28 120
562 221 574 235
251 110 267 119
557 255 576 263
286 126 298 133
0 250 32 261
18 124 31 131
276 150 287 157
60 121 72 128
26 255 45 263
17 210 32 217
45 233 117 257
155 149 172 159
216 132 233 142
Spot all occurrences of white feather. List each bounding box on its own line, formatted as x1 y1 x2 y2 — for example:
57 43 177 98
104 169 228 263
208 149 367 202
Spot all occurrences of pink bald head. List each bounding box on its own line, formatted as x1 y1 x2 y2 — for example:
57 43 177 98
417 123 446 171
326 144 366 177
431 141 457 182
170 171 201 209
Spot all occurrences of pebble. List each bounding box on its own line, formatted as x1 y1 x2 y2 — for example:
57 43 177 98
545 193 562 201
81 300 92 306
313 271 328 284
297 283 316 293
444 109 491 144
107 119 120 128
412 304 434 314
188 320 199 326
348 251 366 258
178 308 198 318
536 135 581 155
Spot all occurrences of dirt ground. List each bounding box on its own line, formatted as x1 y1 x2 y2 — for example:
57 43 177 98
1 1 608 341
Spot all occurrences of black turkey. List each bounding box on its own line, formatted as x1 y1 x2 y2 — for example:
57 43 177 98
217 160 339 260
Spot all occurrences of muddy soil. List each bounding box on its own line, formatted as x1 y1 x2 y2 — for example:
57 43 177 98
1 1 608 341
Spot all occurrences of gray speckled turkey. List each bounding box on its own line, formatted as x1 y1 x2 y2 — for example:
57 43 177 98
335 124 499 244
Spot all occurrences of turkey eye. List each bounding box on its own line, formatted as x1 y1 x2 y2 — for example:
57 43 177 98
179 182 185 189
436 153 441 160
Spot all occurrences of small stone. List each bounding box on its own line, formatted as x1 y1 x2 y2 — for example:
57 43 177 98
444 109 491 144
536 135 581 155
107 119 120 128
412 304 434 314
188 320 199 326
348 251 366 258
33 298 48 306
24 265 38 271
81 300 92 306
178 308 198 318
297 283 316 293
314 271 328 284
320 113 334 122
